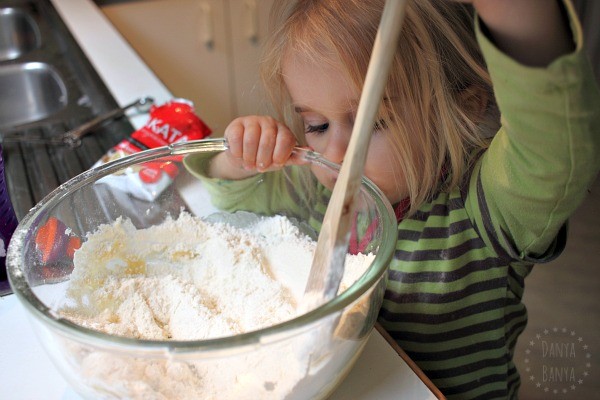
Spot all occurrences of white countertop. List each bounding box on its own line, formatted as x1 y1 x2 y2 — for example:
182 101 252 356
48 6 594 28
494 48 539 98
0 293 436 399
0 0 441 398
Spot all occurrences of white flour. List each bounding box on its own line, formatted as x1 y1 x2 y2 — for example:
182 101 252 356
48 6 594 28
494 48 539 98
59 212 374 399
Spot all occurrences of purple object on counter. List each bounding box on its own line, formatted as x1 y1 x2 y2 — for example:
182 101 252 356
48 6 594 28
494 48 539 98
0 144 18 282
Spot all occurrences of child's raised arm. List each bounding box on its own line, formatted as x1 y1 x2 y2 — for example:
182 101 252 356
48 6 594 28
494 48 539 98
467 0 574 66
461 0 599 259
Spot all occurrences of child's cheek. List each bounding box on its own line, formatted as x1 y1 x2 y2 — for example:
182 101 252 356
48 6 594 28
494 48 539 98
310 164 337 191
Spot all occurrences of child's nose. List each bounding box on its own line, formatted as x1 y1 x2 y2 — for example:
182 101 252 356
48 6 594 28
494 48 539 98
323 127 350 164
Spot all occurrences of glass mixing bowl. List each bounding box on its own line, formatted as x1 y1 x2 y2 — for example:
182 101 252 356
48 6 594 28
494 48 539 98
7 138 396 400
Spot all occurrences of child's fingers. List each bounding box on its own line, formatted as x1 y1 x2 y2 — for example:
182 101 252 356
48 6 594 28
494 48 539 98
255 121 278 171
225 116 294 172
224 119 245 160
241 119 262 169
272 124 297 167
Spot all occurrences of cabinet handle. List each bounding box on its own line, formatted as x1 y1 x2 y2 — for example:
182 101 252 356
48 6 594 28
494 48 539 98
244 0 258 43
199 2 214 49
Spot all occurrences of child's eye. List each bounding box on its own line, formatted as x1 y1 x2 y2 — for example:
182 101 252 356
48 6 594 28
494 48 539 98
305 123 329 134
373 119 388 131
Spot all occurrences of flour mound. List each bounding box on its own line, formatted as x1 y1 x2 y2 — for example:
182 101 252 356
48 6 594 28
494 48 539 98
57 212 374 399
62 212 371 340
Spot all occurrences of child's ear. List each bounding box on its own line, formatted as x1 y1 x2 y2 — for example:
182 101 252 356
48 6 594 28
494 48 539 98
458 84 489 122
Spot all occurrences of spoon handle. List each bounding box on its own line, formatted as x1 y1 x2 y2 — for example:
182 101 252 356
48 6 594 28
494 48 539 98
61 96 155 147
0 97 155 147
303 0 408 310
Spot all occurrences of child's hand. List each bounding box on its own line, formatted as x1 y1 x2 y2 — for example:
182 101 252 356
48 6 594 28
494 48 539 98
208 116 299 180
225 116 297 172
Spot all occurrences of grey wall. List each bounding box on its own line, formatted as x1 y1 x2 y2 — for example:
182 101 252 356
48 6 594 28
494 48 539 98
573 0 600 83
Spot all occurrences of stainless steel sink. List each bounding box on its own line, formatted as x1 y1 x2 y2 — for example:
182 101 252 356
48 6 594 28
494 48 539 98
0 7 41 62
0 62 67 129
0 2 74 133
0 0 133 224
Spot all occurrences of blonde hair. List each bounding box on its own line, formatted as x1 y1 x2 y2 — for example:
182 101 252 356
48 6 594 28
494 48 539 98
261 0 499 215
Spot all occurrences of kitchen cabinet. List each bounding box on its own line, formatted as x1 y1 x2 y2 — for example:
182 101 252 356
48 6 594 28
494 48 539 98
101 0 274 133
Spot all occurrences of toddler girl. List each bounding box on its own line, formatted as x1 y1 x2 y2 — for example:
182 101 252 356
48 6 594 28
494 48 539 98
185 0 600 398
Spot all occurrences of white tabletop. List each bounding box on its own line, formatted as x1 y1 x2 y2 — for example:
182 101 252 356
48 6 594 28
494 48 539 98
0 293 437 399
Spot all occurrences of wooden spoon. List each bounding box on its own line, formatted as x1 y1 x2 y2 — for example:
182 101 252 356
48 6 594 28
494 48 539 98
303 0 408 310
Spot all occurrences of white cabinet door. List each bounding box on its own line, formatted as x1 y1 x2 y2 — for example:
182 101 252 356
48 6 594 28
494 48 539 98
102 0 231 132
229 0 274 118
102 0 275 134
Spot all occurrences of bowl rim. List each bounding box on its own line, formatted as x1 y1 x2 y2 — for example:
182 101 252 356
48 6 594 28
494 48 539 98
7 138 397 353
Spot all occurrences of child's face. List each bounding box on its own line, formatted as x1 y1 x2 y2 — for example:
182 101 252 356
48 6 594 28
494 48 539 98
283 56 407 205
